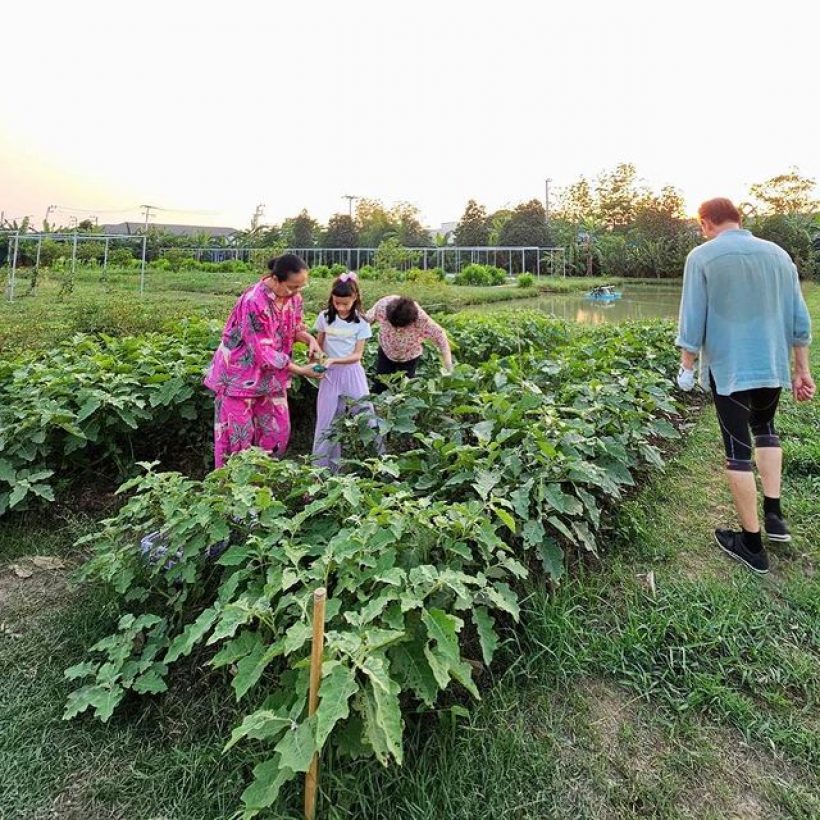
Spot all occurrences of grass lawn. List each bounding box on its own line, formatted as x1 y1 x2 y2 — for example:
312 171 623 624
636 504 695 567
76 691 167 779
0 285 816 819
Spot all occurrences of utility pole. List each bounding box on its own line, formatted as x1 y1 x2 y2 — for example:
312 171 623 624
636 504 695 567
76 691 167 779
140 204 159 232
342 194 358 219
251 202 266 232
545 178 551 224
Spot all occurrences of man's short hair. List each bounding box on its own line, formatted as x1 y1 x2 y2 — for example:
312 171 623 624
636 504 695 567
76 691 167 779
698 198 741 226
385 297 419 328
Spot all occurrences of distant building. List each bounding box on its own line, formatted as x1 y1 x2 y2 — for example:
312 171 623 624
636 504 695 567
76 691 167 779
427 221 457 244
100 222 238 240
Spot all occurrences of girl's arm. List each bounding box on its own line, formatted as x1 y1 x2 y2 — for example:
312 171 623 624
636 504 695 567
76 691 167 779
325 339 366 367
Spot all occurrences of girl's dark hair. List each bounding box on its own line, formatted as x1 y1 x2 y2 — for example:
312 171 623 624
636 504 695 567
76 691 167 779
325 277 363 324
266 253 308 281
385 296 418 328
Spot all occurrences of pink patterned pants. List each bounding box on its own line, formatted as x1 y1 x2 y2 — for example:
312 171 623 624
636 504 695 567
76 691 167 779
214 394 291 468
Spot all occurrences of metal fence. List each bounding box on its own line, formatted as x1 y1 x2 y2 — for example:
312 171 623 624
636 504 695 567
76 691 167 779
2 231 149 302
3 232 566 302
156 245 566 277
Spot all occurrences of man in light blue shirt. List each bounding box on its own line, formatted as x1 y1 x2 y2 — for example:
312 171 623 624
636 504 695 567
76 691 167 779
676 197 814 574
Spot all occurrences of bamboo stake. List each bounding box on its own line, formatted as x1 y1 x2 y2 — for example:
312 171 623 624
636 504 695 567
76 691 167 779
304 587 327 820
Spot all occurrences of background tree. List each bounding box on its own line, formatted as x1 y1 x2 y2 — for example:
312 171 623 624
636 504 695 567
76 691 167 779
259 224 283 247
355 199 398 247
498 200 551 247
392 202 432 247
633 185 687 240
748 168 818 215
455 200 490 246
322 214 359 248
595 162 649 230
553 179 594 225
281 209 318 248
487 209 513 245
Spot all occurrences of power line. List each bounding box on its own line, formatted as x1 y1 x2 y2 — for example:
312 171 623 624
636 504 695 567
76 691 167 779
52 203 222 216
52 204 140 214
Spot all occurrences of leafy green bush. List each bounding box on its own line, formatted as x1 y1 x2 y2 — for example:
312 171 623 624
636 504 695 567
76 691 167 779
61 314 682 816
750 214 816 278
374 237 420 271
108 248 136 268
517 273 535 288
163 248 195 271
38 238 65 267
329 263 348 276
453 264 507 286
0 321 221 514
311 265 331 279
217 260 252 273
406 267 445 285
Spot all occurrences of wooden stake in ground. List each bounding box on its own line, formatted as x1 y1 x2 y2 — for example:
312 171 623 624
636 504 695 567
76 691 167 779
304 586 327 820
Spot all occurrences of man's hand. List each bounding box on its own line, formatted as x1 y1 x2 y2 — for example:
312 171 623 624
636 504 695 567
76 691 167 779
793 371 816 402
676 365 696 392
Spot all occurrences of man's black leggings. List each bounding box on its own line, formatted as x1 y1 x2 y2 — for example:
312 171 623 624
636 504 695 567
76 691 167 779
372 347 421 394
709 373 781 472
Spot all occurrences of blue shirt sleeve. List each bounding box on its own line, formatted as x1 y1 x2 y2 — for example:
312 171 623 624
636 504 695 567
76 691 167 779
357 320 373 341
675 252 707 353
791 266 812 347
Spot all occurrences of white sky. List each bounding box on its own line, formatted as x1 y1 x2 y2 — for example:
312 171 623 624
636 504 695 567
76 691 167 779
1 0 818 230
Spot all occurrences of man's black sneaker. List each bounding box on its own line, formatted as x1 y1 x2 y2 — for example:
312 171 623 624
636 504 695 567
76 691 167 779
764 512 792 542
714 529 770 575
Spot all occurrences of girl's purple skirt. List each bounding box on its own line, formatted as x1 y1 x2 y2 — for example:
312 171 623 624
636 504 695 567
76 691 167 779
312 363 376 469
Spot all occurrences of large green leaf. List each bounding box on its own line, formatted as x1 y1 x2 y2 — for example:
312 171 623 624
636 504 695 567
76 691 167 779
164 607 218 664
233 641 280 701
542 483 584 516
273 716 316 774
63 684 125 723
537 538 565 579
315 663 359 748
240 755 294 816
225 709 291 752
389 633 439 706
421 608 479 698
359 653 403 764
472 606 499 667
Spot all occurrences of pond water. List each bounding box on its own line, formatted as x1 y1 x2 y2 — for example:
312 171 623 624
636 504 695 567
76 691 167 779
472 283 683 325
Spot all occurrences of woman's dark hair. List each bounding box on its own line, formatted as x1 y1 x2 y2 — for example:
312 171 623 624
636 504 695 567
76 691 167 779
267 253 308 281
385 296 418 328
325 276 363 324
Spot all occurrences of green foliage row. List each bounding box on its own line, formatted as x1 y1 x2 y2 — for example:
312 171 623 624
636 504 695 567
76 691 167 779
453 263 507 287
62 314 681 816
0 321 222 515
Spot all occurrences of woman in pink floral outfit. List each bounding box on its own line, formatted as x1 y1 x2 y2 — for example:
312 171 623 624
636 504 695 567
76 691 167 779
204 254 323 467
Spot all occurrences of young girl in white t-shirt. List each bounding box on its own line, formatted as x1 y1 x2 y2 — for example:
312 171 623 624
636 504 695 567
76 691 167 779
312 272 377 469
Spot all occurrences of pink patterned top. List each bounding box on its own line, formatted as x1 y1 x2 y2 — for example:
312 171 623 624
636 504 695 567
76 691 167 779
365 295 450 363
204 281 303 397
